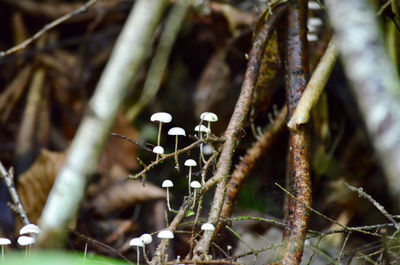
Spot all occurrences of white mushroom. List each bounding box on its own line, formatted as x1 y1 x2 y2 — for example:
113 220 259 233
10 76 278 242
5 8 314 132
151 112 172 160
190 181 201 208
184 159 197 195
140 233 152 262
307 33 318 42
130 237 144 265
20 224 41 235
194 125 210 138
162 180 174 212
18 236 35 258
157 230 174 239
201 223 215 231
308 1 322 10
140 234 152 244
0 238 11 264
168 127 186 171
152 146 164 155
200 112 218 136
308 17 323 27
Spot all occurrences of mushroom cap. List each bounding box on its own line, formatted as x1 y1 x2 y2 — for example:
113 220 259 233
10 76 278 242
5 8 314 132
157 230 174 239
184 159 197 167
140 233 153 244
17 236 36 246
162 180 174 188
20 224 41 235
190 181 201 189
200 112 218 122
308 1 321 10
194 125 211 133
168 127 186 136
129 237 144 247
0 238 11 245
150 112 172 123
201 223 215 231
307 33 318 42
202 144 213 155
308 17 323 27
153 146 164 154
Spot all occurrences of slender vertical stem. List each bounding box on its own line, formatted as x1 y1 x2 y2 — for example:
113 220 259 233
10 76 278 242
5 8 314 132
192 190 197 209
1 246 4 265
156 122 162 161
137 246 140 265
174 135 180 171
166 189 172 212
188 167 192 195
83 242 87 263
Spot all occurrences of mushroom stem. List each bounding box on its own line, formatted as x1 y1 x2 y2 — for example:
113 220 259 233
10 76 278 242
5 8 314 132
83 242 87 263
174 135 180 171
137 246 140 265
188 167 192 195
142 245 150 264
166 188 172 212
156 122 162 161
192 189 197 209
1 246 4 265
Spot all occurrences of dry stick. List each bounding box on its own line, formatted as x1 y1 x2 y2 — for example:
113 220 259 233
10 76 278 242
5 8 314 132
287 40 339 130
277 1 311 264
166 260 240 265
217 106 287 235
345 183 400 231
126 0 191 123
110 132 153 152
191 3 288 260
129 139 203 181
38 0 168 247
0 162 30 226
0 0 97 57
325 0 400 210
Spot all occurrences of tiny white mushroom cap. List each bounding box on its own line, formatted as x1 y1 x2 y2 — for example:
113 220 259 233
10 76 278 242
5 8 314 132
307 33 318 42
157 230 174 239
140 234 152 244
184 159 197 167
201 223 215 231
308 1 322 10
194 125 211 134
162 180 174 188
129 237 144 247
202 144 213 155
168 127 186 136
17 236 35 246
0 238 11 245
20 224 41 235
308 17 323 27
153 146 164 154
151 112 172 123
200 112 218 122
190 181 201 189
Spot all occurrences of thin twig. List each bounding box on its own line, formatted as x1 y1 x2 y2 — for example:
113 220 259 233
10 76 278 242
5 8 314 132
345 183 400 231
129 139 203 180
0 162 30 226
70 230 134 265
0 0 98 57
110 132 153 152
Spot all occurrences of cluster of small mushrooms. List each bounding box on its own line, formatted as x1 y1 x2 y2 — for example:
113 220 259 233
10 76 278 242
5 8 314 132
0 223 41 262
128 112 219 264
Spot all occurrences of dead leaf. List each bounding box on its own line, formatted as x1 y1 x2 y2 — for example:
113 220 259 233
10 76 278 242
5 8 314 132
17 149 66 227
89 180 166 217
